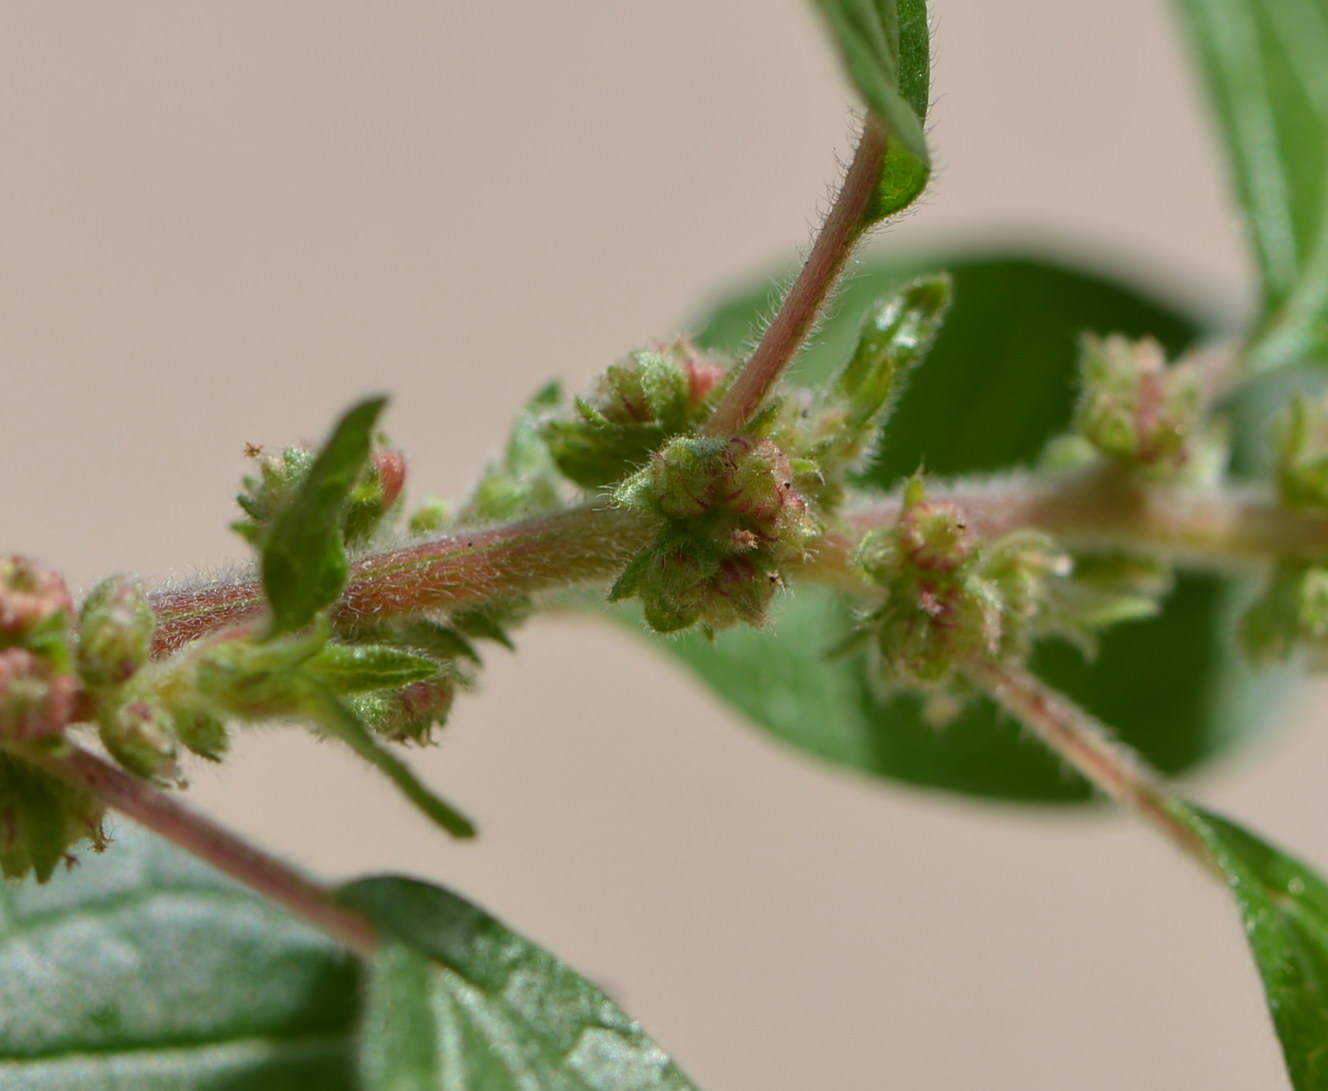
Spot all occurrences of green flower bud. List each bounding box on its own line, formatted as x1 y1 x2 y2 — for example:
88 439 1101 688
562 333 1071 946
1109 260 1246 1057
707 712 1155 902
352 677 456 746
1074 334 1204 475
611 434 820 633
76 577 155 690
172 707 230 762
1241 562 1328 664
1273 393 1328 511
99 699 179 782
543 341 729 489
233 446 316 546
0 753 106 883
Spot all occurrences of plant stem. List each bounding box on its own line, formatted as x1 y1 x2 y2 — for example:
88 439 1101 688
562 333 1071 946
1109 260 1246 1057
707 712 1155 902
150 504 657 655
838 467 1328 571
703 118 887 437
25 741 379 956
144 468 1328 655
965 660 1216 873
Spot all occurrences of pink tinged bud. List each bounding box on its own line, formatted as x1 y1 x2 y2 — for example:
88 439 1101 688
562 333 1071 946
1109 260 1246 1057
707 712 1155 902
375 451 408 510
0 647 76 741
0 557 73 641
683 359 725 406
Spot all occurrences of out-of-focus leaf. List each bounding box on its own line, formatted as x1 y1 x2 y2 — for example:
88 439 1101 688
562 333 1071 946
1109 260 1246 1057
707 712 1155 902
1175 0 1328 372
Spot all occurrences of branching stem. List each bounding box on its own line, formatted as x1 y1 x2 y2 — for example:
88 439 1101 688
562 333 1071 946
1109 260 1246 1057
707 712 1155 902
24 742 379 957
703 118 887 437
965 660 1216 873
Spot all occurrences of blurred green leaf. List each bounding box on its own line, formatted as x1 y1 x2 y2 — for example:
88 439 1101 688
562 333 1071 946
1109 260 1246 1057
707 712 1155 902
343 876 703 1091
304 643 440 695
262 397 386 636
1175 0 1328 372
614 253 1291 801
810 0 932 220
0 828 359 1090
1179 805 1328 1089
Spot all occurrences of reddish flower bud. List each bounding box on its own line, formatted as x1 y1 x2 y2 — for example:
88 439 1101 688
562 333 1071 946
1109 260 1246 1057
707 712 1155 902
374 450 408 510
0 647 76 741
0 557 73 643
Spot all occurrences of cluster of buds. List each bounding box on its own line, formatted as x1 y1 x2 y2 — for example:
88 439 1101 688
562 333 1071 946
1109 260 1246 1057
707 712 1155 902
1272 393 1328 512
542 339 726 490
0 558 78 743
0 557 107 881
234 440 407 549
1074 334 1217 481
611 434 821 632
1241 563 1328 665
854 478 1161 687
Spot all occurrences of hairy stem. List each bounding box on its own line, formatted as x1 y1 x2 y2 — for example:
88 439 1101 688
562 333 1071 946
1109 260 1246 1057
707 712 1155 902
145 468 1328 655
965 660 1215 872
837 467 1328 572
150 504 657 655
25 742 378 956
703 118 887 437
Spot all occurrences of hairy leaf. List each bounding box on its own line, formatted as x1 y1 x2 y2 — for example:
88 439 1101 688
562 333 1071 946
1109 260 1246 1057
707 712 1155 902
810 0 932 220
304 643 441 695
343 876 703 1091
0 828 360 1090
262 397 386 636
1179 805 1328 1089
621 253 1290 800
1175 0 1328 371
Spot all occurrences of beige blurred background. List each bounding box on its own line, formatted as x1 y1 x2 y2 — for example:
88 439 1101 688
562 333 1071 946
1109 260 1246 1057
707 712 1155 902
1 1 1320 1087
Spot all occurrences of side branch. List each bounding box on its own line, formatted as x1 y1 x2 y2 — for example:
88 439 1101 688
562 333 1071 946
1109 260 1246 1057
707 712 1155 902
25 742 379 956
703 118 887 437
840 468 1328 572
966 660 1215 872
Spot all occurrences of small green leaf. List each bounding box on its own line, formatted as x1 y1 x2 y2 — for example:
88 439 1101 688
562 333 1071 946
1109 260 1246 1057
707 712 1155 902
615 253 1291 801
262 397 387 636
1177 805 1328 1090
0 827 360 1089
1174 0 1328 371
810 0 932 220
305 687 476 839
304 643 440 695
342 876 704 1091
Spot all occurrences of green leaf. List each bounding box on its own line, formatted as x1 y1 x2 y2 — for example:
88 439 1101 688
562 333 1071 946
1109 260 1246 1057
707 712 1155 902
618 252 1291 801
304 643 441 695
1177 805 1328 1089
343 876 704 1091
1174 0 1328 371
305 687 476 839
0 827 360 1090
262 397 387 636
810 0 932 220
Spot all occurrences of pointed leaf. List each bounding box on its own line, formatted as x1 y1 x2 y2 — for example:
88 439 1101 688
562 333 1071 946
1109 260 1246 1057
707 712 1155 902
1177 805 1328 1090
0 828 360 1090
811 0 932 220
262 397 387 636
305 687 476 839
343 876 704 1091
304 643 441 695
1174 0 1328 371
